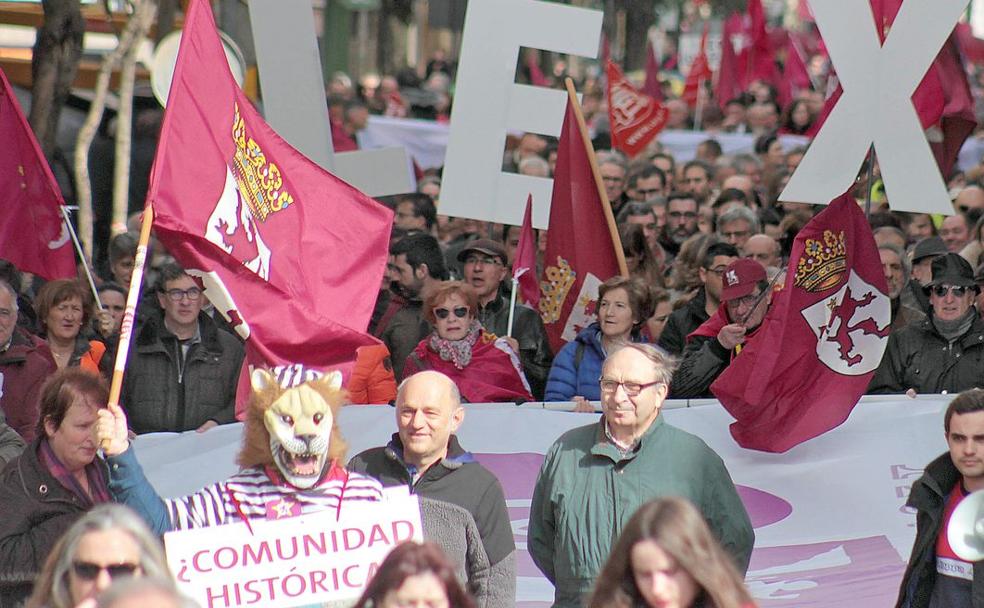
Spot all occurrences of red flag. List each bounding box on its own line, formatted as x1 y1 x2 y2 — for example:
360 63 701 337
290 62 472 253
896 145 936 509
606 61 669 158
928 34 976 176
715 13 744 109
642 39 663 101
745 0 777 85
514 195 539 309
539 96 622 353
711 193 890 453
146 0 392 411
778 32 812 107
682 25 713 108
0 68 75 279
956 22 984 65
527 50 550 87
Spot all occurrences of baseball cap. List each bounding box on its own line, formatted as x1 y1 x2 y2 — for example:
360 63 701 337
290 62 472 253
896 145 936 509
721 258 767 301
456 238 507 264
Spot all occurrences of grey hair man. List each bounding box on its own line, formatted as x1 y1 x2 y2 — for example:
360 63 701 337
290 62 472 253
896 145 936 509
529 343 754 607
717 205 761 253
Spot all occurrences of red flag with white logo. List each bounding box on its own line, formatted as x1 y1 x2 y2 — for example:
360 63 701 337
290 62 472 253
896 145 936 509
514 194 539 309
0 68 75 279
711 193 890 453
145 0 392 412
683 25 712 107
539 95 622 353
605 61 669 158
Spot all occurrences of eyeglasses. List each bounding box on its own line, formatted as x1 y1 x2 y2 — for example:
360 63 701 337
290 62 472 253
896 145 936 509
164 287 202 302
721 230 750 240
706 265 728 277
668 211 697 219
72 561 140 581
599 378 663 396
932 285 970 298
434 306 469 320
727 292 763 310
464 255 503 267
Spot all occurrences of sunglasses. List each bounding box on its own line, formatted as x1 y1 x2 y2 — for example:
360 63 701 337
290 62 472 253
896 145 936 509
932 285 970 298
72 561 140 581
434 306 469 320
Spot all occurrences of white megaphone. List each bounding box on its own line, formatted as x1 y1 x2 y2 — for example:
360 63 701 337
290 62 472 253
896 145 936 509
948 489 984 561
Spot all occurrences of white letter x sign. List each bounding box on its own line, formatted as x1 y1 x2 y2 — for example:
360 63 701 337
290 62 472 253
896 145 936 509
779 0 968 215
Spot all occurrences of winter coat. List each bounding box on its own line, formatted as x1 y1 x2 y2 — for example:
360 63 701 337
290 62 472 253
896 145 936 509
0 440 106 603
869 315 984 395
528 414 754 607
374 295 429 381
657 288 709 356
475 295 553 400
348 434 516 608
896 453 984 608
348 344 398 404
0 329 56 442
121 312 244 434
544 324 608 402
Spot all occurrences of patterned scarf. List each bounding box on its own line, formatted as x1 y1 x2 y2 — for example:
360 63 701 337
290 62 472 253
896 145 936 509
428 320 482 370
38 439 111 507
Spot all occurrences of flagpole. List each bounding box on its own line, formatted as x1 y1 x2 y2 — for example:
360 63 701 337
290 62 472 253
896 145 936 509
864 144 876 218
58 205 103 311
507 277 519 336
563 77 629 277
693 80 705 131
104 205 154 447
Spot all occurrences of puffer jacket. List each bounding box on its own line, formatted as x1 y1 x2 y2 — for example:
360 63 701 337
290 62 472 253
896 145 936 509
0 329 56 442
121 312 244 434
544 324 608 402
869 315 984 395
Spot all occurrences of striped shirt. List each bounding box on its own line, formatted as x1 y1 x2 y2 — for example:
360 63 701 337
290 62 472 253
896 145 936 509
164 464 384 529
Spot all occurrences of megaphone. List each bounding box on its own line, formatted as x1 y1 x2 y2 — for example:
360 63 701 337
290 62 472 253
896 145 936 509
149 29 246 107
948 489 984 561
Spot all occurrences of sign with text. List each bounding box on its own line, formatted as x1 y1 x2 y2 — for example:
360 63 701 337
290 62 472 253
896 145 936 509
164 493 423 608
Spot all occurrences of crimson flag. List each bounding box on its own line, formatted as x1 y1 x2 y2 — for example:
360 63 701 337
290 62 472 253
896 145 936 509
711 193 890 453
514 194 539 309
745 0 779 86
606 61 669 158
146 0 392 411
715 13 744 109
539 97 622 353
642 40 663 101
0 68 75 279
682 25 712 108
778 32 812 108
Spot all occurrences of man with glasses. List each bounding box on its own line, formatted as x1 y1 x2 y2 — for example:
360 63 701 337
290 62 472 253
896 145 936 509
625 165 667 203
671 258 771 398
658 242 739 355
528 343 753 607
458 239 553 399
870 254 984 394
121 264 243 434
597 152 629 217
658 192 701 258
716 205 760 253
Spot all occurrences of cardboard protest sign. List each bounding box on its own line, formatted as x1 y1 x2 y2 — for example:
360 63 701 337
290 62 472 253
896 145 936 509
164 493 423 608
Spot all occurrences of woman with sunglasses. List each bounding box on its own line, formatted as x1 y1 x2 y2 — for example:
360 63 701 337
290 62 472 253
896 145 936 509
588 497 756 608
402 281 533 403
26 504 175 608
870 253 984 394
0 369 114 603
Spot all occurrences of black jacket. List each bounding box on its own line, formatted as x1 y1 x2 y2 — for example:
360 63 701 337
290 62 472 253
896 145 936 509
658 289 710 356
0 440 103 603
869 315 984 395
476 295 553 400
896 453 984 608
121 312 244 434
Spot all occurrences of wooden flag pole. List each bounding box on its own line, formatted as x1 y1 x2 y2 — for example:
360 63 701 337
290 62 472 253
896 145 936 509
106 206 154 419
563 77 629 277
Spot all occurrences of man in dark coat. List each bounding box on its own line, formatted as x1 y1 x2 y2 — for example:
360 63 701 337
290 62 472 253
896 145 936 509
897 389 984 608
0 280 55 441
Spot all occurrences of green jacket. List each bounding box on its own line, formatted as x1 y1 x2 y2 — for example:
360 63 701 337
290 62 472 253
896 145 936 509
528 413 754 608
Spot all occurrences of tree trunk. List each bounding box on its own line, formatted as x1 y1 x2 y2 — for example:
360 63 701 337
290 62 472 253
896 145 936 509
155 0 178 43
29 0 85 158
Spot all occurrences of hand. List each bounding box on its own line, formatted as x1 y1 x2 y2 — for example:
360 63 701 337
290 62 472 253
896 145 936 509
97 403 130 456
503 336 520 354
572 396 595 413
717 323 747 351
95 310 115 336
196 420 219 433
905 388 918 399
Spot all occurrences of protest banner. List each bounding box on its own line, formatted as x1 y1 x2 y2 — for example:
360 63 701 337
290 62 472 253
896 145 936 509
165 492 423 608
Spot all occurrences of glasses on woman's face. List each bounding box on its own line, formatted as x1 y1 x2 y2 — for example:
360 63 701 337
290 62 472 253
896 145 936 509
434 306 469 320
932 285 969 298
71 561 140 581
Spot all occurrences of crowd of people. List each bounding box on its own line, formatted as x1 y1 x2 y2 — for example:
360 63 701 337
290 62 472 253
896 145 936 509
2 28 984 608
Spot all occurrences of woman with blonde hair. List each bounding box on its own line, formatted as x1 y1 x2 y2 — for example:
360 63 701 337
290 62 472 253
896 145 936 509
589 497 755 608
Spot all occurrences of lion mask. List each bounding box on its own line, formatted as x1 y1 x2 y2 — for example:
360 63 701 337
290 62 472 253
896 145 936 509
237 368 349 490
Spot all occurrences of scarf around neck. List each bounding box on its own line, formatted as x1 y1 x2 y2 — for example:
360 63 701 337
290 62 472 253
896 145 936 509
933 306 977 343
428 320 482 370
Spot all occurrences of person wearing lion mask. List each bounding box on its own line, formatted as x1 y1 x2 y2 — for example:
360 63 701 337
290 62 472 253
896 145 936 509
96 368 384 531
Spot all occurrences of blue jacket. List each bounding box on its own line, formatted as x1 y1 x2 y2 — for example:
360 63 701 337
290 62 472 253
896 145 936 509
544 324 608 401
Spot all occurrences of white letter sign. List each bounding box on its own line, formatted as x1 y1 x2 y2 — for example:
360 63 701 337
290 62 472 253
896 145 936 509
440 0 602 229
779 0 967 215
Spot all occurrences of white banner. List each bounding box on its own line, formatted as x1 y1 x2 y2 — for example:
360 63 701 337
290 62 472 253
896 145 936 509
164 492 423 608
136 395 952 607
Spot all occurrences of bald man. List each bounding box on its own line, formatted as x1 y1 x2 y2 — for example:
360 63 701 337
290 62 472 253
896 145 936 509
743 234 782 270
348 371 516 606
